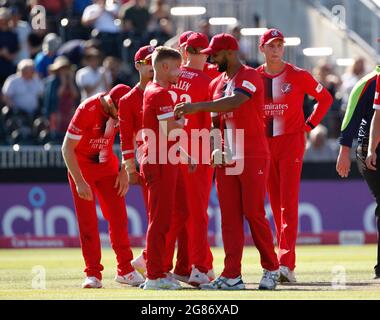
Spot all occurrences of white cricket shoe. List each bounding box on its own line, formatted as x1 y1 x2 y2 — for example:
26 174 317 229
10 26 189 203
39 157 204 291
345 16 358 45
131 254 146 278
188 266 211 287
165 272 181 285
199 275 245 290
172 273 190 284
115 270 145 286
82 276 102 289
279 266 297 283
259 269 279 290
143 277 182 290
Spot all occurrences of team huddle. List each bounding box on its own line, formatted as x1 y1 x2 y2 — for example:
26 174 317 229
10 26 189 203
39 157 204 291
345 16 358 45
62 28 338 291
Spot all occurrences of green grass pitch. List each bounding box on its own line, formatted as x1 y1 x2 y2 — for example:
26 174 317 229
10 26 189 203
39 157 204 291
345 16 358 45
1 245 380 300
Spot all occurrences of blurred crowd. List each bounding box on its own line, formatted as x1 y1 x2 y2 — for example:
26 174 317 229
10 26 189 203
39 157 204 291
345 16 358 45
0 0 371 162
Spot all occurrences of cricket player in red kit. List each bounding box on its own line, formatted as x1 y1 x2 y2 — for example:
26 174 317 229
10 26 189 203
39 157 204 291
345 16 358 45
140 46 194 290
174 33 280 290
163 32 215 286
256 29 333 282
61 84 145 289
178 30 220 80
118 45 155 277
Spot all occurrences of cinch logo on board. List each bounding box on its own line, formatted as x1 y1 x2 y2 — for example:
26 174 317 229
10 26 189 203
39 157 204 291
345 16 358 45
0 187 143 237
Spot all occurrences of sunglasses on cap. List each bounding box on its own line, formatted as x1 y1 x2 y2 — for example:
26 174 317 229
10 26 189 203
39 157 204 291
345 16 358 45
137 58 152 65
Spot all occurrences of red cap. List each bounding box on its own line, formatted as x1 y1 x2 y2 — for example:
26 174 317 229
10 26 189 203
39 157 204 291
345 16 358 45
186 32 209 51
260 28 285 47
200 33 239 55
134 45 155 62
178 30 194 47
109 84 131 107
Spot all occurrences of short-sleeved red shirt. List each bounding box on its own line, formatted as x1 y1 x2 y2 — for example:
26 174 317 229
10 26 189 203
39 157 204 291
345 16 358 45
66 93 118 164
141 82 177 164
209 65 269 159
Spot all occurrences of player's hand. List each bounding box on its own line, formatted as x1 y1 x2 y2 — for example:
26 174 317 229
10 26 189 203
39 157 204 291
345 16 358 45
336 151 351 178
76 180 93 201
366 152 377 171
210 149 230 167
128 171 141 185
174 102 197 119
114 169 129 197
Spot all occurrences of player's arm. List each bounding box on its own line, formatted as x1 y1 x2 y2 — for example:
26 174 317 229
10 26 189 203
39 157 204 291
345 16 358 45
302 71 334 132
61 135 93 201
336 79 369 178
174 92 248 118
119 95 140 185
366 109 380 170
366 75 380 170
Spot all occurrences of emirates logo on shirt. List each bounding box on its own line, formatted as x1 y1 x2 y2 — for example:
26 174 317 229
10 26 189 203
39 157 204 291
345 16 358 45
281 83 292 94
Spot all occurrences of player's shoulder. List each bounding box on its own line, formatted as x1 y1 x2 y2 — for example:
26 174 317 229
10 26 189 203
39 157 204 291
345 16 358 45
144 82 172 103
237 65 262 82
286 62 310 76
77 93 103 112
121 85 142 102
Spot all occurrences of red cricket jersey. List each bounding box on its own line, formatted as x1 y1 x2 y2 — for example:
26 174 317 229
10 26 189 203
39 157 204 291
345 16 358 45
66 93 118 164
118 85 144 162
256 62 333 137
203 62 221 80
209 64 269 159
374 74 380 110
169 65 212 162
142 81 177 164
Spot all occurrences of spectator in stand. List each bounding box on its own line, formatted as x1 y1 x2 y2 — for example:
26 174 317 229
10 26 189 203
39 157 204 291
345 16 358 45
35 33 62 79
72 0 92 17
304 125 338 162
197 18 213 42
341 57 366 111
148 0 174 42
0 7 19 86
9 6 31 64
43 56 79 140
313 60 342 138
76 48 111 101
228 23 251 65
103 56 132 87
81 0 121 58
2 59 44 119
120 0 151 42
27 31 45 60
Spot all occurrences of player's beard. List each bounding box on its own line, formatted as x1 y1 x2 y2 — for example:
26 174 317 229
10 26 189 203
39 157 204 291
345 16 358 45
217 58 228 73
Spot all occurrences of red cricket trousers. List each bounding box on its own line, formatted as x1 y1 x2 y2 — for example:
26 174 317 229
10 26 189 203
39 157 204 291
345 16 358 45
141 162 179 280
267 132 306 271
164 164 214 275
216 158 279 278
68 156 134 280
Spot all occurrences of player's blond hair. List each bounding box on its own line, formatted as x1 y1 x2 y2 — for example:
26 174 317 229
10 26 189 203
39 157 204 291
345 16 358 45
152 46 181 66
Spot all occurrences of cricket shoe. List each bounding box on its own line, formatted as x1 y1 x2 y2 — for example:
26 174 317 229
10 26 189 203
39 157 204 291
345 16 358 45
143 277 182 290
199 276 245 290
279 266 297 283
259 269 279 290
131 254 146 278
188 266 211 287
115 270 145 286
172 273 190 284
82 276 102 289
165 272 181 285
